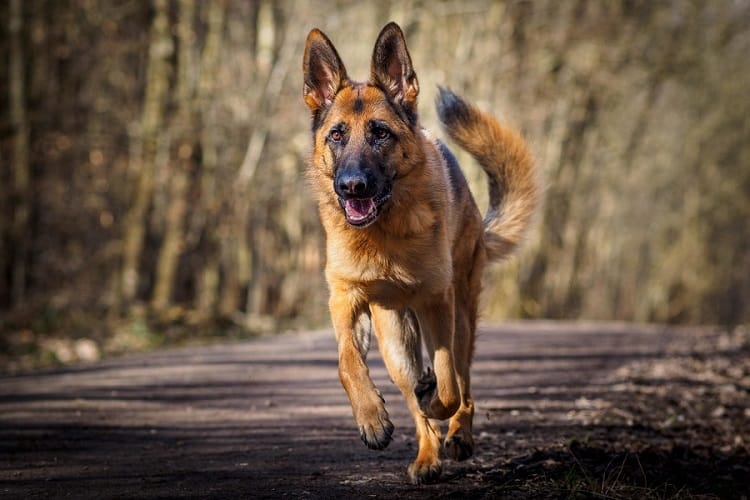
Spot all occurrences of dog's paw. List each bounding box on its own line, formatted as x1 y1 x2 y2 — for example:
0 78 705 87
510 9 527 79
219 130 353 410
444 431 474 461
358 414 394 450
408 458 442 484
356 390 394 450
414 368 437 413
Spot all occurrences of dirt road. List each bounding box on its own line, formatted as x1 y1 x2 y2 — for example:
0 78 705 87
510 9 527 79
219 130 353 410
1 322 748 498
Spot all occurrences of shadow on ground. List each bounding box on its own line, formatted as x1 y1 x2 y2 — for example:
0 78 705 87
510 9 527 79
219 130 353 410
1 322 748 498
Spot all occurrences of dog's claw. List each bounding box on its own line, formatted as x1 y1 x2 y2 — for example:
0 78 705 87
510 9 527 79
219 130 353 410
358 414 394 450
357 389 394 450
444 433 474 461
408 459 442 484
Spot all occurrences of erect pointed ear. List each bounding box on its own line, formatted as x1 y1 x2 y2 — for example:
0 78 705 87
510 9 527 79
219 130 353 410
303 28 348 116
370 22 419 121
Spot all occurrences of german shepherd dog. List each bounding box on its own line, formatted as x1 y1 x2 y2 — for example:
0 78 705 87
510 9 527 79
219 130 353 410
302 22 538 484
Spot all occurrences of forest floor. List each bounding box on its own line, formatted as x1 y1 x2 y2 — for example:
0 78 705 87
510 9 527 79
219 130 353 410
1 321 749 499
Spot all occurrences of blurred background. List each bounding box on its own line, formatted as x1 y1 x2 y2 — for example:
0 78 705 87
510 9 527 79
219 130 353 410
1 0 749 369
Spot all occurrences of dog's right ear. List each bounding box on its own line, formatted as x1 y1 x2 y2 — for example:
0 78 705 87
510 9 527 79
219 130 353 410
303 29 348 117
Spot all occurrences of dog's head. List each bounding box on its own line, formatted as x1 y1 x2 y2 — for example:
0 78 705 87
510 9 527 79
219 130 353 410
303 22 421 228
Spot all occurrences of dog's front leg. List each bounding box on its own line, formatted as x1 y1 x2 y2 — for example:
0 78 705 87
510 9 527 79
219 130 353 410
370 305 443 484
329 287 394 450
414 288 461 421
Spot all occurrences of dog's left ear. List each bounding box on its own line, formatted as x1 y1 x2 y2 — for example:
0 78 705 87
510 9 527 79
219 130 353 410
370 22 419 121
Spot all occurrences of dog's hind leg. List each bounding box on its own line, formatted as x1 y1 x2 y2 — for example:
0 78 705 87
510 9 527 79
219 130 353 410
443 303 476 461
370 305 443 484
413 289 462 422
444 243 483 461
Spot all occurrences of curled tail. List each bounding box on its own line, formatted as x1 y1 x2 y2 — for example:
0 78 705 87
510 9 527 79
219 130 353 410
436 87 539 262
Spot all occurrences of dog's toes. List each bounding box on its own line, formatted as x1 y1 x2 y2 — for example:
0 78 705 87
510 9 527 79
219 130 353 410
357 391 393 450
358 409 394 450
414 368 437 410
353 388 394 450
444 432 474 462
408 458 442 485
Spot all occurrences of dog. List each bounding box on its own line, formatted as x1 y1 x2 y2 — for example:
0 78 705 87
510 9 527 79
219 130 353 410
302 22 538 484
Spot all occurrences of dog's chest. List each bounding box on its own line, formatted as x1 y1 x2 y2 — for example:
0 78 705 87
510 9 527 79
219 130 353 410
327 237 451 306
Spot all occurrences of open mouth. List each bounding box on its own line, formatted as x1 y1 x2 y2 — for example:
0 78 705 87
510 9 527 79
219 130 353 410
339 186 392 228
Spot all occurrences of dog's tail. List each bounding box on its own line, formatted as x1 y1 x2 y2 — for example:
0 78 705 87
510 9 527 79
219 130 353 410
436 87 539 262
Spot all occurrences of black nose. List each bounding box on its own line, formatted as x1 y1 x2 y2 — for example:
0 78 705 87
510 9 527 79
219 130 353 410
336 170 369 198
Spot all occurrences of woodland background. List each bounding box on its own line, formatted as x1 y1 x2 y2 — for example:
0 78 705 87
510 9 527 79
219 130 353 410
1 0 749 367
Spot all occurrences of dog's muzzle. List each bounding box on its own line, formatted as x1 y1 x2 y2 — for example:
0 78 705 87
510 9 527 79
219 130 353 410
334 168 392 228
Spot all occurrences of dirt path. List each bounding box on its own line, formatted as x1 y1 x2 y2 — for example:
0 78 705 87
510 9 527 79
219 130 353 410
1 322 748 499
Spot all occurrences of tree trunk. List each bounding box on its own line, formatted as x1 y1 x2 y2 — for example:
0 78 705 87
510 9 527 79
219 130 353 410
8 0 30 305
194 0 226 319
239 3 302 321
119 0 171 310
152 0 196 312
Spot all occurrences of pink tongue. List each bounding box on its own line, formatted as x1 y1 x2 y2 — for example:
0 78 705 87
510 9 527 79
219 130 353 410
345 198 375 221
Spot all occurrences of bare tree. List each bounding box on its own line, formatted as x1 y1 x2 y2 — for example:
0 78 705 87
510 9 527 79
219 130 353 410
8 0 30 305
119 0 172 310
1 1 748 349
193 0 227 320
152 0 197 312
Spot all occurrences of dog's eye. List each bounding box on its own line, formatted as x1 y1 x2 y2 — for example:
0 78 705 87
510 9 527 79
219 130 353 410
329 130 343 142
373 128 390 140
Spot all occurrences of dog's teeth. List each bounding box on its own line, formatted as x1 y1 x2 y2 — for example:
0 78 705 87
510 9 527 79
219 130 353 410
345 198 376 221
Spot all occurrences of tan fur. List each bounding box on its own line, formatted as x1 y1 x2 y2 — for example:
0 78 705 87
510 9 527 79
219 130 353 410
439 99 539 261
303 23 538 484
